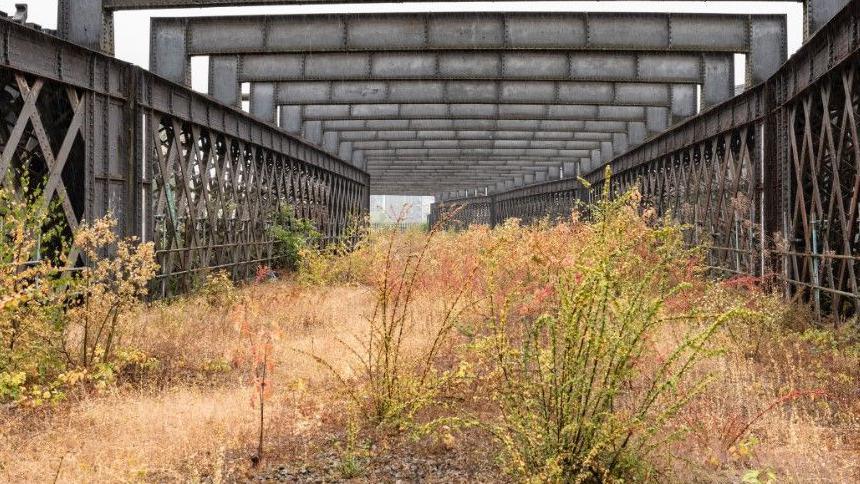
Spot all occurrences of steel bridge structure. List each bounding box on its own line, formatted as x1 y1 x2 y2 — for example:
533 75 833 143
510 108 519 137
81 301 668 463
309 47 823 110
0 0 857 311
432 0 860 317
0 11 369 295
142 10 786 193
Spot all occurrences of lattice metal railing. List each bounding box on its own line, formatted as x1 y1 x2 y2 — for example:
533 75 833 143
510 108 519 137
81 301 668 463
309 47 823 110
432 1 860 319
0 71 86 267
146 113 366 293
613 125 762 277
0 18 369 297
496 180 580 225
430 196 493 229
429 178 582 229
782 60 860 315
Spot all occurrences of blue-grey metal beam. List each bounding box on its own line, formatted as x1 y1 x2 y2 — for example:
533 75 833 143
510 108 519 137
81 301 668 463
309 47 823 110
337 130 619 142
352 140 604 150
226 51 730 83
282 103 666 120
98 0 802 8
150 12 786 85
216 51 734 109
317 119 634 133
62 1 841 55
267 80 696 107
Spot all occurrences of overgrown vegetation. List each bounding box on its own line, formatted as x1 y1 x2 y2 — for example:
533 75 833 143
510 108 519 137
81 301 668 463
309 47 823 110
302 209 477 429
480 189 743 481
0 184 157 405
1 184 858 482
269 205 321 271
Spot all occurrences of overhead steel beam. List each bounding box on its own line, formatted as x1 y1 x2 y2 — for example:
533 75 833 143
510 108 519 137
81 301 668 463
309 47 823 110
367 161 588 169
227 51 729 83
150 12 786 85
370 166 561 173
308 119 642 166
369 163 568 169
322 121 644 149
367 158 589 163
374 166 558 174
354 140 603 149
374 175 548 180
253 82 695 151
335 130 617 142
284 103 670 121
264 80 695 107
806 0 852 35
104 0 800 8
279 105 666 139
239 82 693 126
235 52 735 116
68 1 849 58
317 119 632 132
308 116 648 147
373 179 555 187
371 171 560 181
365 154 593 160
58 0 113 52
337 131 630 155
346 138 627 158
372 182 552 189
279 101 665 161
225 52 732 118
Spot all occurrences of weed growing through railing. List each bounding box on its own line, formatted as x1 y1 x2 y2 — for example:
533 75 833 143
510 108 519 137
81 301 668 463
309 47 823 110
269 205 320 272
471 172 749 481
66 215 158 369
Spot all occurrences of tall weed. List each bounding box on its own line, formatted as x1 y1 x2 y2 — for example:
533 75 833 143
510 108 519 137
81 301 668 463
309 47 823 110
303 207 475 428
65 215 158 369
475 181 741 481
0 185 70 399
1 182 158 403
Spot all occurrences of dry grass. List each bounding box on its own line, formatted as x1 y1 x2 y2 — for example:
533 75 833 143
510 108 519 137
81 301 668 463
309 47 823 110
671 296 860 482
0 280 465 482
2 218 858 482
1 282 370 483
4 386 254 481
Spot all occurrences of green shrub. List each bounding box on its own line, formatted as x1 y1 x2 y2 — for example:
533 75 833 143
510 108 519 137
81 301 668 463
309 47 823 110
478 176 735 482
199 270 239 308
0 184 71 399
1 183 158 404
0 371 26 402
269 206 321 272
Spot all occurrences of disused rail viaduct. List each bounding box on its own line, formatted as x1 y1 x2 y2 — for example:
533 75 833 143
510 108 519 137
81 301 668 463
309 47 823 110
0 0 857 313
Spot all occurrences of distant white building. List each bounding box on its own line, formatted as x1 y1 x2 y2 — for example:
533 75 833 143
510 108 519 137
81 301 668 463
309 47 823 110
370 195 434 224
